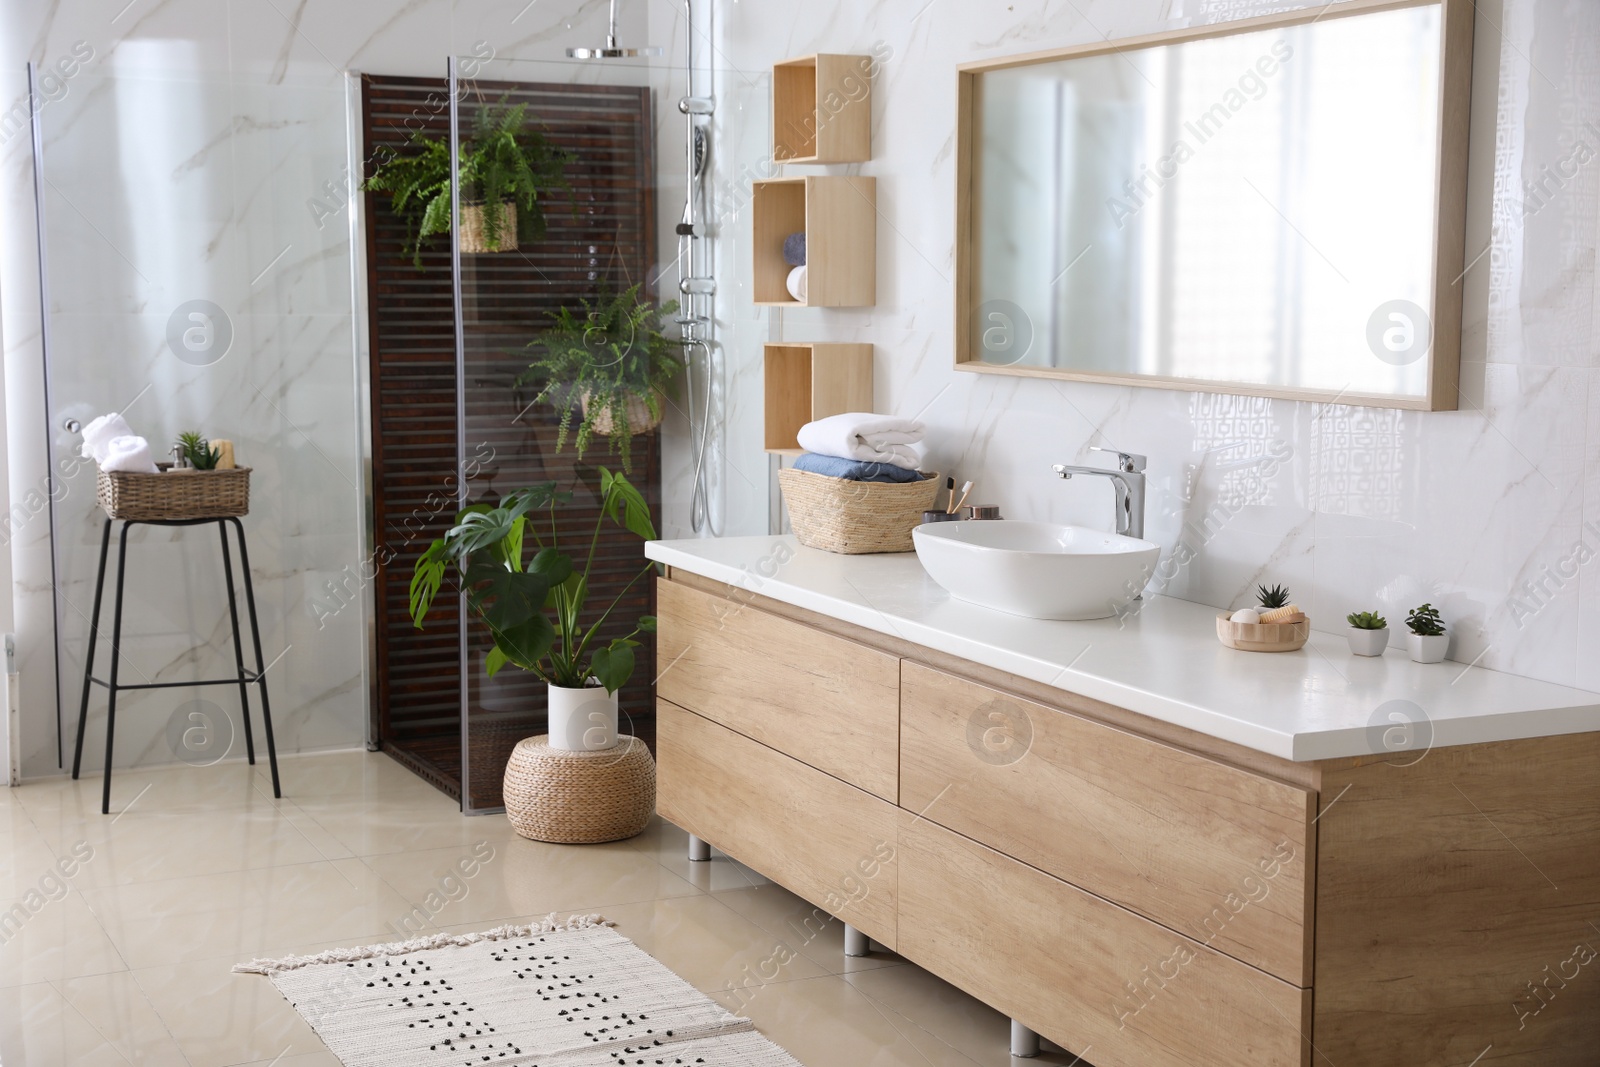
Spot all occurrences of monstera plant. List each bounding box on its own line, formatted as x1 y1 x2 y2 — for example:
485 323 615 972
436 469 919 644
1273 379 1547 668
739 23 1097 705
409 469 656 750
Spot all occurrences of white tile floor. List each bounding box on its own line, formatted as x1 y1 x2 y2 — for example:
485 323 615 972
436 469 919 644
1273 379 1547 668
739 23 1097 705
1 751 1086 1066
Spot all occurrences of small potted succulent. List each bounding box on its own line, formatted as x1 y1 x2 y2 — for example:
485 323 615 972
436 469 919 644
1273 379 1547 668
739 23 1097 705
174 430 220 470
1405 603 1448 663
1345 610 1389 657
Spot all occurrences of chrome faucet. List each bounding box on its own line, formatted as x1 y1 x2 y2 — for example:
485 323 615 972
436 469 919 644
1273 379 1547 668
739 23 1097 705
1052 447 1147 540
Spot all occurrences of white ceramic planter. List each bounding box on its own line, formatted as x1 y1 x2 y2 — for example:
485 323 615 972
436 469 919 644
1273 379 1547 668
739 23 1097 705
1346 627 1390 657
547 683 620 751
1408 633 1448 664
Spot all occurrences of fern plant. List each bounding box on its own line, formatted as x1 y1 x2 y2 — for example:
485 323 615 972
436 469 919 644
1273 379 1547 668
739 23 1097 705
362 99 573 267
519 286 687 473
176 431 220 470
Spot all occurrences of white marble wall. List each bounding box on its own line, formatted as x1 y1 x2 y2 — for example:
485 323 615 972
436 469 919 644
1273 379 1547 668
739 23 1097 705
695 0 1600 692
0 0 689 781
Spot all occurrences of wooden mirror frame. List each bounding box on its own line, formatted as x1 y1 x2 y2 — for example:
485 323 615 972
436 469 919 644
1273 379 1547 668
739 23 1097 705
953 0 1475 411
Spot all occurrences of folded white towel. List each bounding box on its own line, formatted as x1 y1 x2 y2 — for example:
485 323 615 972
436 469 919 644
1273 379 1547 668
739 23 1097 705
796 412 925 471
99 435 159 474
785 265 807 302
79 413 136 463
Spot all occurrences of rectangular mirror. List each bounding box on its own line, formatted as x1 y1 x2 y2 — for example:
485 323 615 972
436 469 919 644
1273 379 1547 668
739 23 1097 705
955 0 1473 410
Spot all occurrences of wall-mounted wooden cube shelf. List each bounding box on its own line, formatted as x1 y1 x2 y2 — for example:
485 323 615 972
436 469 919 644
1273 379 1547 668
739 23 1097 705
752 176 876 308
773 54 873 164
764 343 874 454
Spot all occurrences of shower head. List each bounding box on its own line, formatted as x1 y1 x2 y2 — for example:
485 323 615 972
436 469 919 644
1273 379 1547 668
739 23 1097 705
567 0 663 58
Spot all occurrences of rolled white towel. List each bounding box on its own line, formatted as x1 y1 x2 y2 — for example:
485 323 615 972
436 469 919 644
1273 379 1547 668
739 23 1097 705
785 264 807 303
99 435 159 474
797 412 925 470
79 413 136 463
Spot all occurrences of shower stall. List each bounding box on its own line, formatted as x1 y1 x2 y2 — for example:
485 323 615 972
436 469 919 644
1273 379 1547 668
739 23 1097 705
360 28 760 810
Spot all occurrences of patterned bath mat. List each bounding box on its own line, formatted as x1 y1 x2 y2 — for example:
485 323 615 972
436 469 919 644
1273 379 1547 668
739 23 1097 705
235 914 802 1066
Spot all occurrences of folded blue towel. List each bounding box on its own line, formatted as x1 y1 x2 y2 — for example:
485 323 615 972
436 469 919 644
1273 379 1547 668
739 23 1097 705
793 452 923 483
783 232 806 267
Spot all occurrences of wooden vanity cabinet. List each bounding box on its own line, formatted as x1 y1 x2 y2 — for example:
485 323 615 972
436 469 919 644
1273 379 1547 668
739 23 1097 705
655 574 1600 1066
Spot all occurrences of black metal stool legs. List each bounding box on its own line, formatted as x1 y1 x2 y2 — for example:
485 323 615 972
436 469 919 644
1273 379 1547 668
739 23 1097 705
75 516 283 812
218 523 257 766
229 518 281 799
72 518 113 780
101 522 133 814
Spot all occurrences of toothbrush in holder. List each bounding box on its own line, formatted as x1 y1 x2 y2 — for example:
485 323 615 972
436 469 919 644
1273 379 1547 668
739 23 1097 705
951 480 974 514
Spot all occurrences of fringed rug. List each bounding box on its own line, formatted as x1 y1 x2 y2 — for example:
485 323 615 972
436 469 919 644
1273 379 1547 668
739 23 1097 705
235 914 802 1066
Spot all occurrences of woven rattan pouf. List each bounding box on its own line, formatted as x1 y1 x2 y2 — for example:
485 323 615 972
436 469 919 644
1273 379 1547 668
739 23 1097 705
502 735 656 844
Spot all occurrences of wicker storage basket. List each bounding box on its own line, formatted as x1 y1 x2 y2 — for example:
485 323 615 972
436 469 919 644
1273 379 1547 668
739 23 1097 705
459 200 518 253
502 734 655 844
96 467 251 521
778 467 939 554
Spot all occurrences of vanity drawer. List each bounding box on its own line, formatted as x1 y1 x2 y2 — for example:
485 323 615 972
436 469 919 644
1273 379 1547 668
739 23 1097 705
656 699 898 950
898 816 1310 1067
656 578 900 800
900 662 1314 985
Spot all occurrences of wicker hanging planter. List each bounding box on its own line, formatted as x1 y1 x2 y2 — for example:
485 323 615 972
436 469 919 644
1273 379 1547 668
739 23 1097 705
580 390 664 436
96 466 252 521
459 199 518 254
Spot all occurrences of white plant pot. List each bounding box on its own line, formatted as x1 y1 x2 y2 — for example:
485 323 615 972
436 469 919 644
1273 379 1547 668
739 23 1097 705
546 682 619 751
1346 627 1390 657
1408 633 1448 664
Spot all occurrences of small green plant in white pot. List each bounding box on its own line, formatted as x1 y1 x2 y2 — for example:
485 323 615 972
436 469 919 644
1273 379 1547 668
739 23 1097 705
408 469 657 751
1345 611 1389 657
1405 603 1448 663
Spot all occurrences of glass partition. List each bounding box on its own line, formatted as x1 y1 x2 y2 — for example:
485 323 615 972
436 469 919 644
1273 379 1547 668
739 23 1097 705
34 60 366 781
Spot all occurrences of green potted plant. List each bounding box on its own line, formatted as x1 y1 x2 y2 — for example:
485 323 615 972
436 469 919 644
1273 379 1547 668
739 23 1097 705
1345 610 1388 657
520 285 687 473
1405 603 1448 663
174 431 220 470
362 99 573 267
408 469 656 751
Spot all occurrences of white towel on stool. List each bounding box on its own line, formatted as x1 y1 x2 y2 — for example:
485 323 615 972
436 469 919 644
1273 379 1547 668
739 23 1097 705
796 412 925 471
79 412 136 463
99 435 159 473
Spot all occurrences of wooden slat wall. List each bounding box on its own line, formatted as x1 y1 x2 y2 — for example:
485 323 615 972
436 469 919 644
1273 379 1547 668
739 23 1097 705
361 74 660 809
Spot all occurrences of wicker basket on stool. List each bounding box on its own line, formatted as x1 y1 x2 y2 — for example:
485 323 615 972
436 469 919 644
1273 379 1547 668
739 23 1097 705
502 735 655 844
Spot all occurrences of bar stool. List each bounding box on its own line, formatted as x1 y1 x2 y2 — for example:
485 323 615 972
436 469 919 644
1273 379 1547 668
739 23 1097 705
71 515 281 813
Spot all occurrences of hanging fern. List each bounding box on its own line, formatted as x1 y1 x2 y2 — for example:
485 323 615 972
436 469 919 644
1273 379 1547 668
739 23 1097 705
518 286 687 473
362 99 573 267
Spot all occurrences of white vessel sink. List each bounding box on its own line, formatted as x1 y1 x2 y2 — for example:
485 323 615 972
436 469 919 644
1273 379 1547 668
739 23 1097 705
912 520 1160 621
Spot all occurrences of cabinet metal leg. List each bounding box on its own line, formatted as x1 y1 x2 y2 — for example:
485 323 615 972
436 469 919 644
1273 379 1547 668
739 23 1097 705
687 833 711 862
843 923 870 958
1010 1019 1040 1058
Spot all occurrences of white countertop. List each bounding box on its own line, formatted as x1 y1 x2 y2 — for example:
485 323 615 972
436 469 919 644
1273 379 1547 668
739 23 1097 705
646 535 1600 762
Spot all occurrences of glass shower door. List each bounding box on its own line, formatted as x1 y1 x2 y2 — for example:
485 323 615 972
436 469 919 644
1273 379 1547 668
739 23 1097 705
33 59 366 785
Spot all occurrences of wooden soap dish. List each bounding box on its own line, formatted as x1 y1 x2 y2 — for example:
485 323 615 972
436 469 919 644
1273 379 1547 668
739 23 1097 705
1216 612 1310 653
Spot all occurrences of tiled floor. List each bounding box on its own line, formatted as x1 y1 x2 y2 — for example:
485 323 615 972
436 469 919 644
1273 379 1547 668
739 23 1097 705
0 751 1086 1066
